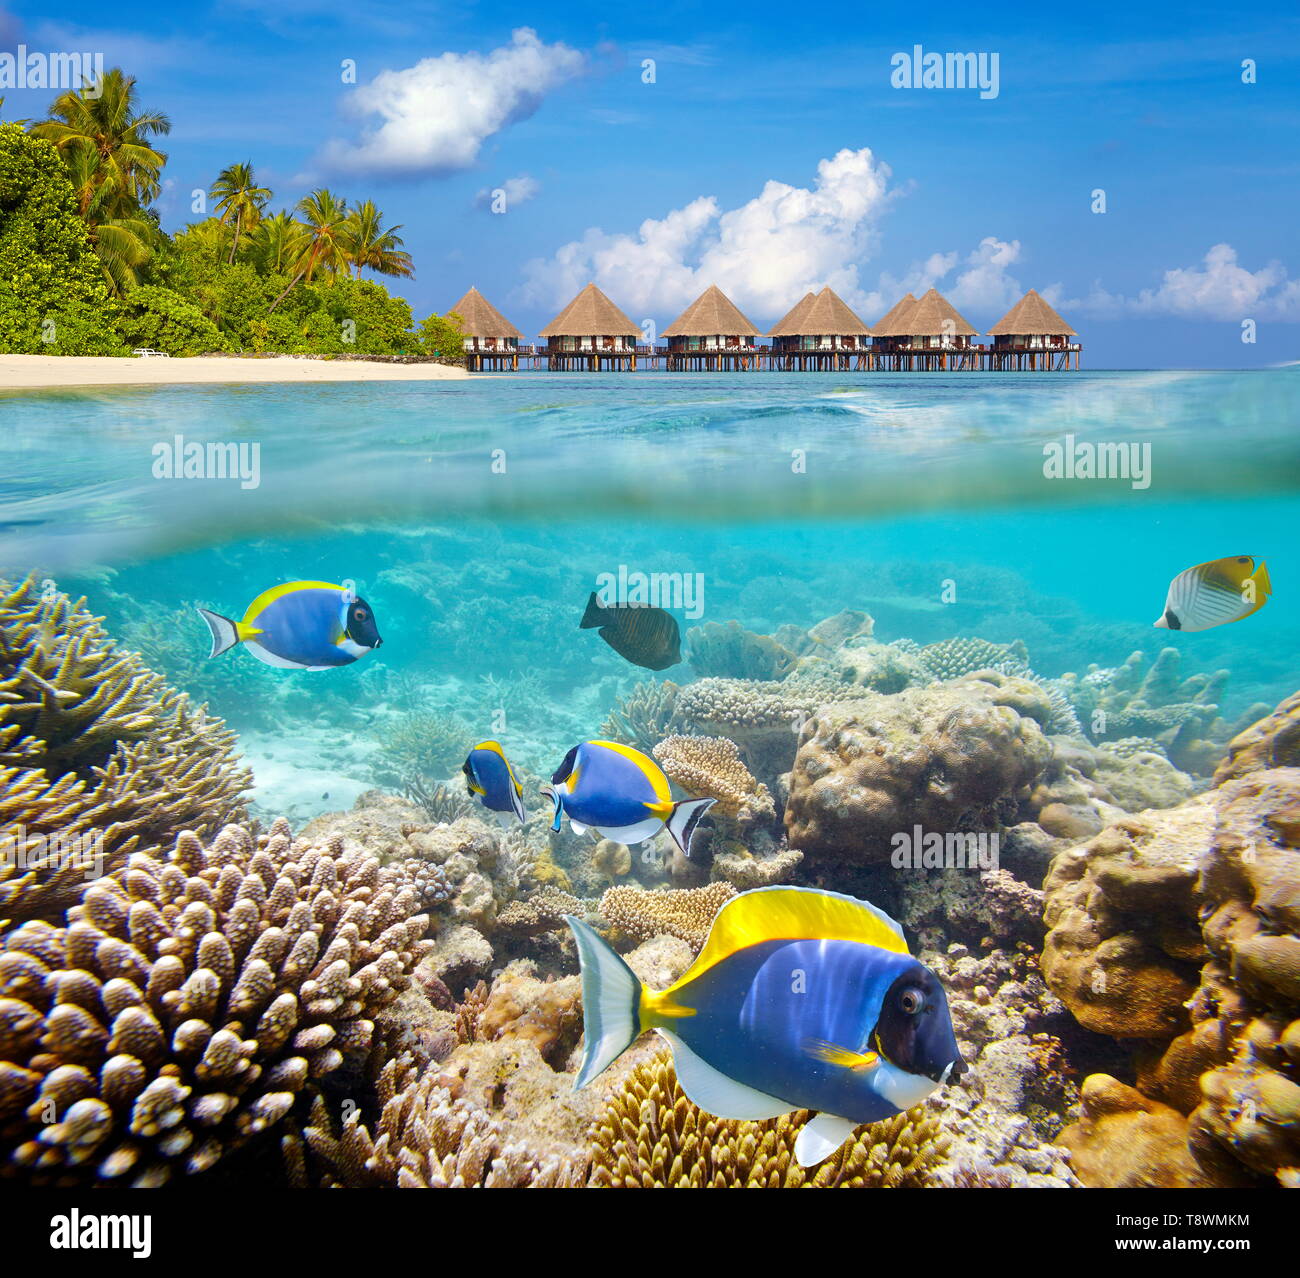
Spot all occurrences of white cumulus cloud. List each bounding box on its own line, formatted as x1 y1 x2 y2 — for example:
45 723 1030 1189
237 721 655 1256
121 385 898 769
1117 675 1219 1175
518 148 896 320
319 28 584 178
1066 245 1300 321
475 174 541 210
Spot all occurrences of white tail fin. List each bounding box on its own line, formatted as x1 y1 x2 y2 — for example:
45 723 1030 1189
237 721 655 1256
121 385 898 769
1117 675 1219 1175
196 607 240 658
565 915 642 1089
666 797 715 859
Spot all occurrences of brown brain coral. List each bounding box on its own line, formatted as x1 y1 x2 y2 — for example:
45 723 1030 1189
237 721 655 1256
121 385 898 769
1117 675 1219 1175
1041 800 1211 1038
599 881 736 951
0 578 250 923
588 1053 949 1187
0 818 430 1185
784 681 1051 866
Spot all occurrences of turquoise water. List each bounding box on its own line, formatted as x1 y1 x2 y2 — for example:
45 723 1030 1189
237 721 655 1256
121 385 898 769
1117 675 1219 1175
1 369 1297 817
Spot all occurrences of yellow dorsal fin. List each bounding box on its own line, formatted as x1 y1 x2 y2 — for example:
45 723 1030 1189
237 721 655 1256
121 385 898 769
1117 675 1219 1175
803 1039 879 1071
666 886 909 995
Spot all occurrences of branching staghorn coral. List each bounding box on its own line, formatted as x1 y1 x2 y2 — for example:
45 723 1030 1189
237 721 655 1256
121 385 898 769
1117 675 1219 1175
0 818 430 1185
599 881 736 951
0 577 251 923
587 1054 949 1187
299 1052 588 1187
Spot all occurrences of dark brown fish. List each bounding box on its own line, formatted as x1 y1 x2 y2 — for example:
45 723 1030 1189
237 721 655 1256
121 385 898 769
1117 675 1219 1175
580 591 682 670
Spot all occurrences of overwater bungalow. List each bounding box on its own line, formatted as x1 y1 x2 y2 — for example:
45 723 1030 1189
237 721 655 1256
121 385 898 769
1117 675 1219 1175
448 286 524 371
870 292 919 354
662 285 761 370
539 283 641 370
874 288 978 369
767 286 873 370
987 290 1081 370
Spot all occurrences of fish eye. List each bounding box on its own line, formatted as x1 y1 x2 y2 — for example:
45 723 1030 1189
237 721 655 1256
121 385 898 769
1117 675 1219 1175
355 608 369 621
899 987 926 1015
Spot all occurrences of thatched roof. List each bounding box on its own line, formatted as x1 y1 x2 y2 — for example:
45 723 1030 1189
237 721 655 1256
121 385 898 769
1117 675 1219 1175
663 284 760 337
900 288 977 337
871 292 919 336
988 289 1077 336
448 286 523 339
539 283 640 337
767 292 816 337
768 286 872 337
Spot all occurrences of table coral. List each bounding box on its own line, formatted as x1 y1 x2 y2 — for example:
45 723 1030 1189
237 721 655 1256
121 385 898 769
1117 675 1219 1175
587 1053 949 1187
0 577 251 923
0 817 430 1185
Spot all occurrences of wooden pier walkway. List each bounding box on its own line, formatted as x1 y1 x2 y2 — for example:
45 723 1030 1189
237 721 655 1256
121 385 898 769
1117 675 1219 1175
465 343 1082 372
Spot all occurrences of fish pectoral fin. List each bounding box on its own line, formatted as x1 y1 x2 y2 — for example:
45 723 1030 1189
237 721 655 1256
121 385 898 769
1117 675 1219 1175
802 1039 879 1071
794 1113 861 1168
656 1030 792 1122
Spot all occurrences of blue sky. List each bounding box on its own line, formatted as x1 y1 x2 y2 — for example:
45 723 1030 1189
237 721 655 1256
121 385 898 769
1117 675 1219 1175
4 0 1299 367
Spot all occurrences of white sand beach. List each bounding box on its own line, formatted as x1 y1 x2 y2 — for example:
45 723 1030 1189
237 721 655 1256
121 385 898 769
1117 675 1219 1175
0 354 471 389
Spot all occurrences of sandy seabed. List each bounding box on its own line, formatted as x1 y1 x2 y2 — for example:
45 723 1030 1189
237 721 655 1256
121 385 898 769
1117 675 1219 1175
0 353 471 389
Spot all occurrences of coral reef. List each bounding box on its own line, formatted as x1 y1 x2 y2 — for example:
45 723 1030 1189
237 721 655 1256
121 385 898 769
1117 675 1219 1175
587 1053 949 1187
599 680 680 753
299 1051 587 1187
685 620 798 681
1059 648 1229 773
599 882 736 950
1214 691 1300 782
1059 1075 1220 1188
651 734 775 827
785 679 1051 866
1041 801 1211 1037
0 578 250 923
0 818 429 1185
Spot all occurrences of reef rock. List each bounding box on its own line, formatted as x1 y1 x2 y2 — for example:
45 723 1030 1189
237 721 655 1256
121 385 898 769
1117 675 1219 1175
784 680 1051 865
1042 800 1211 1037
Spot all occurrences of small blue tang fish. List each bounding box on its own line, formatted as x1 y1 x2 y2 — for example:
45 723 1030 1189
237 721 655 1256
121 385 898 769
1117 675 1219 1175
542 739 713 859
463 740 526 825
197 580 382 671
567 885 965 1167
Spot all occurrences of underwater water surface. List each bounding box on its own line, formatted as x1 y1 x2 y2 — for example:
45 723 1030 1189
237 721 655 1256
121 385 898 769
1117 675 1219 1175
2 368 1298 819
3 369 1300 1191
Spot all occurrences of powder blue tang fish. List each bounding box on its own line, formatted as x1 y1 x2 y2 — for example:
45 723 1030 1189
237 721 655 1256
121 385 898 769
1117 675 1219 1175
462 740 526 824
197 580 382 670
567 886 965 1166
543 739 714 858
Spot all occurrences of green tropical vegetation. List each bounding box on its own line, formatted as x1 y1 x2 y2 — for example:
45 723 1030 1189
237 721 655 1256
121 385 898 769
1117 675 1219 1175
0 69 463 359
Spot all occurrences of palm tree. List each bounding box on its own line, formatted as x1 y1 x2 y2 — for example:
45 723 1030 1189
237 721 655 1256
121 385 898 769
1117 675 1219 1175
30 68 169 220
62 146 153 292
247 212 311 277
341 200 414 280
267 189 351 312
210 162 271 264
174 218 233 266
